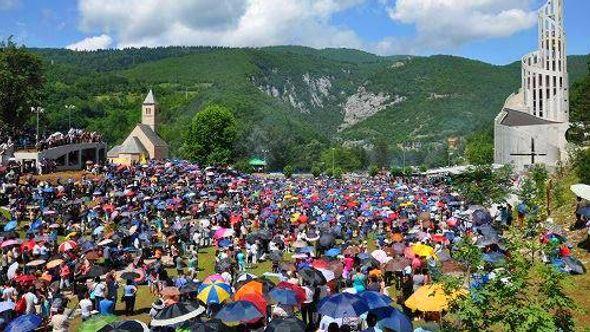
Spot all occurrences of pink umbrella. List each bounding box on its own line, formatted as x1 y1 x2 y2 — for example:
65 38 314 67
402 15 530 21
1 239 22 248
203 274 225 284
213 228 234 239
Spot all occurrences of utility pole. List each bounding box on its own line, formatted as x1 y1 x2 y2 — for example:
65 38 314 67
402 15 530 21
65 105 76 129
31 107 44 144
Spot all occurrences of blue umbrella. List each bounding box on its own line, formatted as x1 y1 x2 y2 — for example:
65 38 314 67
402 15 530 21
0 301 15 313
378 310 413 332
215 300 264 325
578 206 590 218
298 246 315 254
29 219 42 231
358 291 392 309
93 226 105 235
482 252 505 265
268 288 299 306
318 293 369 318
3 220 17 232
5 314 42 332
218 239 231 248
325 248 341 257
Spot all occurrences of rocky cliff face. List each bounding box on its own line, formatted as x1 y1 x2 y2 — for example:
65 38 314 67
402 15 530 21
255 72 404 129
339 87 406 130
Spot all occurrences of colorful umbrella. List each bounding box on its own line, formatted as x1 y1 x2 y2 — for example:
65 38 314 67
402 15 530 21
197 282 232 304
203 274 225 284
410 243 435 258
275 282 306 303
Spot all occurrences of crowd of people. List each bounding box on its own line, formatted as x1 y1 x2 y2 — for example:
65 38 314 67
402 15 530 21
34 129 103 151
0 160 586 332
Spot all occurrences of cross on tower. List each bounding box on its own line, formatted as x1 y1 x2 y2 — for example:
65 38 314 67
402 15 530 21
510 137 547 165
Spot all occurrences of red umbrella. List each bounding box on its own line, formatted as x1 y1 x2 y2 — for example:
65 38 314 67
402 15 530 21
58 240 78 252
237 292 267 318
14 274 37 287
312 259 330 270
276 282 306 303
21 239 36 252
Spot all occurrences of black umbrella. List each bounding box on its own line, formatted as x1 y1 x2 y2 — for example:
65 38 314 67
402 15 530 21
77 265 108 280
215 259 232 273
472 209 492 225
265 316 306 332
318 234 335 248
298 267 327 286
151 302 206 327
179 281 202 295
189 318 225 332
563 256 586 275
98 319 149 332
269 250 283 262
120 271 141 280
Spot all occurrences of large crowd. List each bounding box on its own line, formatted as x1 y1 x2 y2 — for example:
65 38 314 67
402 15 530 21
0 160 586 332
34 129 103 151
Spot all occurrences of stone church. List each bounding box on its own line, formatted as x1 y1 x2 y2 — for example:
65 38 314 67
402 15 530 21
108 90 169 164
494 0 569 171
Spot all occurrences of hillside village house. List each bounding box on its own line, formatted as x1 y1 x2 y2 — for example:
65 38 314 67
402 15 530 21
108 90 169 164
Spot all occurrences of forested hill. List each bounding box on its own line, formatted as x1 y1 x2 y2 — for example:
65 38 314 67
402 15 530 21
34 46 590 169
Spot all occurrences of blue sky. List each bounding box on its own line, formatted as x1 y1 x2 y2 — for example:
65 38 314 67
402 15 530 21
0 0 588 65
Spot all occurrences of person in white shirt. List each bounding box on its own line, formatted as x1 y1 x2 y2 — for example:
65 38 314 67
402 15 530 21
78 292 94 320
23 288 39 314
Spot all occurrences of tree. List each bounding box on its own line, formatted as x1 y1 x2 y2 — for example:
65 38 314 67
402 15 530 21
181 104 238 165
570 62 590 124
464 130 494 165
441 225 577 332
319 146 366 173
574 148 590 185
373 137 390 168
0 38 44 129
450 165 513 206
368 165 379 177
283 165 294 178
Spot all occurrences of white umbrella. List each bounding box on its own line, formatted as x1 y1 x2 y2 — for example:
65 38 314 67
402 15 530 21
7 262 18 280
371 249 390 264
571 184 590 201
317 268 336 281
98 239 113 246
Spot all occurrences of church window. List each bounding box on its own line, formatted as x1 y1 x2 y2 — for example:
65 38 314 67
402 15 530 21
146 108 151 115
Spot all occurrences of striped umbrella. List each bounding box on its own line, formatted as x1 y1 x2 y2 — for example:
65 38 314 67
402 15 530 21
58 240 78 252
197 282 232 304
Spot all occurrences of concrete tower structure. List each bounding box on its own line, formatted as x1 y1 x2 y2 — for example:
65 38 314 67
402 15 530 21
142 89 158 132
494 0 569 172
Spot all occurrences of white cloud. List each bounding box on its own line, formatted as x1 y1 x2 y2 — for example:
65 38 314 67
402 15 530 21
75 0 365 50
66 34 112 51
381 0 537 52
0 0 20 10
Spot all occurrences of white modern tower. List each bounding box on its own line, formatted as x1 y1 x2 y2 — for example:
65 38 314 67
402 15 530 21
494 0 570 171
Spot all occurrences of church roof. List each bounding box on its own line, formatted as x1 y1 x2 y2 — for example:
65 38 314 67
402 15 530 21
500 108 560 127
143 89 156 104
136 124 168 147
118 136 148 155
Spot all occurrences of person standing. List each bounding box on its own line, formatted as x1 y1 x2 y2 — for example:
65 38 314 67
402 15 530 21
123 279 138 315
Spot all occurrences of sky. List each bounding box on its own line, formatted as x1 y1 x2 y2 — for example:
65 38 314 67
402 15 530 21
0 0 588 65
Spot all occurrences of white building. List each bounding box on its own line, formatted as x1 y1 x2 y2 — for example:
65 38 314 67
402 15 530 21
494 0 569 171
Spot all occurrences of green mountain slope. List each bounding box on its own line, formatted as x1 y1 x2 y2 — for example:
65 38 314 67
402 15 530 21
35 46 589 169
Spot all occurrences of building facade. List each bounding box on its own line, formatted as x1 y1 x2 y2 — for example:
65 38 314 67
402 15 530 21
108 90 169 164
494 0 569 171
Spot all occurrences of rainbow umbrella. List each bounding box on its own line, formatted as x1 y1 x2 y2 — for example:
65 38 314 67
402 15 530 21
197 282 232 304
203 274 225 284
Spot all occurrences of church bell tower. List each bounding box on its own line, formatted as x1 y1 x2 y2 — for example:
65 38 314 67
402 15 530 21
142 89 158 132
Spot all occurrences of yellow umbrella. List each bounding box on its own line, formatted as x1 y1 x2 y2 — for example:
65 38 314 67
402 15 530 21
65 231 78 240
290 213 301 223
411 243 435 258
400 202 414 207
405 284 465 312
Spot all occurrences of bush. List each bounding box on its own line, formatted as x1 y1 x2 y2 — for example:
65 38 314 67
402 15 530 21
233 158 252 174
390 166 404 176
333 167 343 179
419 164 428 173
311 165 322 177
368 165 379 177
283 165 295 178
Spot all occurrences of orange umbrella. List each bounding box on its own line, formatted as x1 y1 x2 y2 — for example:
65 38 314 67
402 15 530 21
235 280 263 299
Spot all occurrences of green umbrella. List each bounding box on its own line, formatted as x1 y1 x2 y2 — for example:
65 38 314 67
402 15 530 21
79 315 119 332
